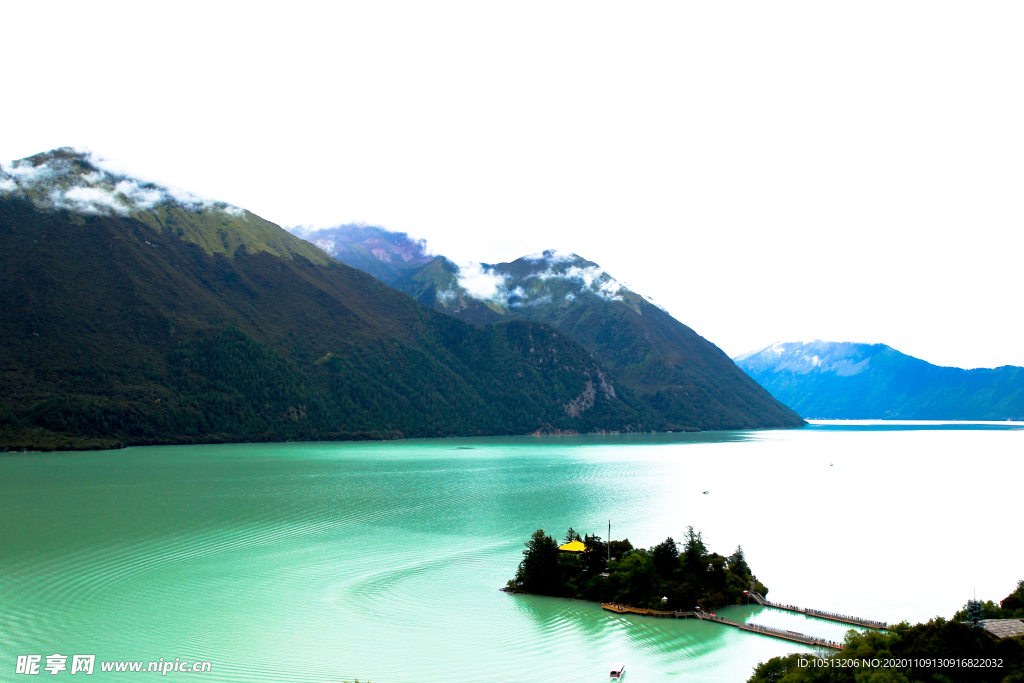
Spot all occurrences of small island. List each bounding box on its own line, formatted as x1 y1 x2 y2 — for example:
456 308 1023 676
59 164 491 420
505 527 768 611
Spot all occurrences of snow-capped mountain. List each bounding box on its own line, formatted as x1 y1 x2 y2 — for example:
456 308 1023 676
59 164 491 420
735 341 878 377
735 340 1024 420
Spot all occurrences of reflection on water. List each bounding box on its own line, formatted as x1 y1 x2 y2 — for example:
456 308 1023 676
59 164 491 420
1 423 1020 681
807 419 1024 432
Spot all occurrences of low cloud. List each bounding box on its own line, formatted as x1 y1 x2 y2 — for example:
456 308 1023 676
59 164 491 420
523 248 576 264
312 238 336 255
447 251 634 308
1 161 55 183
456 262 509 301
56 186 128 213
285 224 318 237
115 180 165 207
1 148 246 218
518 254 628 303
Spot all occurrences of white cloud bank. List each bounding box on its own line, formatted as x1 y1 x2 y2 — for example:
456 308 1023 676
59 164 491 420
455 262 509 300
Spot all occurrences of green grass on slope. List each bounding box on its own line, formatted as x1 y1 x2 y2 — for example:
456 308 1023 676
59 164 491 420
134 205 335 265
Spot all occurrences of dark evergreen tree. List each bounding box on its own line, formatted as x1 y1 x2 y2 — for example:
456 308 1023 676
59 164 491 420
582 533 607 574
727 545 751 579
650 537 679 580
681 526 707 572
508 530 561 596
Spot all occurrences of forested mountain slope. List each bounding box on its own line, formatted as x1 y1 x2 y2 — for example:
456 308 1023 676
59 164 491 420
292 226 805 432
0 149 654 450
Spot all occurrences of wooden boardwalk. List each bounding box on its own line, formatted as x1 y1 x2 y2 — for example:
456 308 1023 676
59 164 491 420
601 604 679 618
746 592 889 630
601 603 845 650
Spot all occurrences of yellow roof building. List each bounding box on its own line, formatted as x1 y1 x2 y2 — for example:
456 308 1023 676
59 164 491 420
558 540 586 553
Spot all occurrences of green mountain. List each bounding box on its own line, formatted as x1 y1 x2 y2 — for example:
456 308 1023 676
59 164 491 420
734 341 1024 420
0 149 658 450
290 226 804 431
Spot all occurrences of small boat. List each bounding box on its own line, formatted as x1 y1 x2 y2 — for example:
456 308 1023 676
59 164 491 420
702 490 709 494
610 662 626 679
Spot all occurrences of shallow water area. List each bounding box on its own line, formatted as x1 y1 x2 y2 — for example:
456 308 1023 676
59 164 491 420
1 421 1020 681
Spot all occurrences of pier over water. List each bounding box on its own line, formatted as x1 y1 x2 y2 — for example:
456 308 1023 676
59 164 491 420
602 592 889 650
746 591 889 630
601 603 847 650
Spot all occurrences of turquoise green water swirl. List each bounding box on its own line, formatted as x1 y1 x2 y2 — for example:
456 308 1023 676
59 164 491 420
1 423 1020 681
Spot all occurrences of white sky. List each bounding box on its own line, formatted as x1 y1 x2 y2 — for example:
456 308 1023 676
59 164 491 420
4 1 1022 369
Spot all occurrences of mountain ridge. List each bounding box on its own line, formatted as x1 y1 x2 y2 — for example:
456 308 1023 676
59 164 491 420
734 340 1024 420
0 150 659 450
290 226 805 431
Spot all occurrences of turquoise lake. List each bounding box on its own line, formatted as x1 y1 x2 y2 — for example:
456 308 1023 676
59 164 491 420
1 421 1021 681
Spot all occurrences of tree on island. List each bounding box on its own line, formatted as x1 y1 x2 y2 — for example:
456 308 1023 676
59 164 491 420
651 537 679 578
605 550 659 605
507 530 561 595
728 546 750 578
506 525 767 611
582 533 609 574
681 526 707 571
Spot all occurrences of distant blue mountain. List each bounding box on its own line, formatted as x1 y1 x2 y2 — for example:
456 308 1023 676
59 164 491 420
734 341 1024 420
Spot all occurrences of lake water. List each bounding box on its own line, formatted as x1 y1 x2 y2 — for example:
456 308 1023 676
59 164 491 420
1 421 1021 682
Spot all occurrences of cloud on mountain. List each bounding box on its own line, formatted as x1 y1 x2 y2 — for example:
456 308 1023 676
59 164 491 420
1 148 245 217
450 250 633 307
523 248 576 263
523 258 627 303
456 262 509 301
